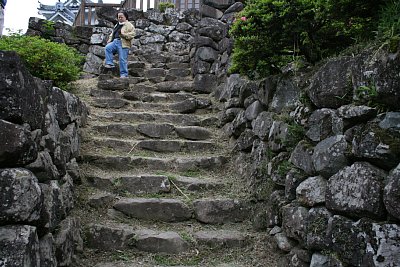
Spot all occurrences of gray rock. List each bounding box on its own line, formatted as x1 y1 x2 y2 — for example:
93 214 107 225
169 98 198 114
114 198 192 222
274 232 296 252
92 98 129 109
194 230 247 249
268 120 289 152
231 110 248 138
306 207 332 250
54 217 83 266
173 176 222 191
245 100 264 121
384 163 400 220
289 141 315 175
352 121 400 170
194 74 217 93
0 225 40 267
203 0 235 9
285 169 307 201
86 223 134 250
197 17 228 42
379 112 400 130
97 78 129 91
137 123 175 138
83 52 103 74
175 126 211 140
234 129 256 152
156 80 194 93
337 104 377 126
0 120 37 168
193 199 250 224
201 4 224 19
0 168 42 224
296 176 326 207
88 192 115 208
196 46 218 62
312 135 349 178
266 190 289 227
270 78 301 113
310 253 344 267
134 230 189 254
252 111 274 141
308 57 353 108
39 233 57 267
39 181 63 232
282 204 309 243
119 175 170 194
224 1 244 14
306 109 343 142
364 223 400 267
219 107 243 125
218 74 246 101
326 162 387 219
88 45 105 58
0 51 46 130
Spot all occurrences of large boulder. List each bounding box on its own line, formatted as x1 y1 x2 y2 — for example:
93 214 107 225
0 168 43 224
0 51 47 130
0 225 40 267
384 163 400 220
307 57 354 108
0 120 37 167
326 162 387 219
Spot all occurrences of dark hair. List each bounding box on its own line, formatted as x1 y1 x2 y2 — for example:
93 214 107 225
117 10 129 20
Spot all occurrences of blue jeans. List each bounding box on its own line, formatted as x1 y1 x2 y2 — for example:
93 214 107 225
105 39 129 77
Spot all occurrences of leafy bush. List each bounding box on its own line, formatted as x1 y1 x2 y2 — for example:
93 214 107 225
158 2 175 12
377 0 400 39
0 34 83 90
229 0 386 78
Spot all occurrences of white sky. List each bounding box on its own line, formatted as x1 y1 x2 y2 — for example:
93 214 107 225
3 0 122 35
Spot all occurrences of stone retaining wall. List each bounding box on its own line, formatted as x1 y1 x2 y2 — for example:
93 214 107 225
0 51 88 267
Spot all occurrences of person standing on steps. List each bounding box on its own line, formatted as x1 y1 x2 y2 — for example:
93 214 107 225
0 0 7 36
104 10 135 78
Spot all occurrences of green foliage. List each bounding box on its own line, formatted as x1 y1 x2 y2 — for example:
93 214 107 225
0 34 83 90
158 1 175 12
229 0 385 78
377 0 400 39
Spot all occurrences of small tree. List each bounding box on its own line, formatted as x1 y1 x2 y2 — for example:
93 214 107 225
229 0 386 78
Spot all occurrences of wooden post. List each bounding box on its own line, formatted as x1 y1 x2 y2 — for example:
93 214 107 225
147 0 151 9
80 0 85 26
88 7 92 25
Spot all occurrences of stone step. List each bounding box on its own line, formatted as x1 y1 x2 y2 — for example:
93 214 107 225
123 90 210 104
94 111 218 127
80 154 228 172
90 123 213 140
113 198 192 222
85 137 218 153
193 230 248 248
87 175 171 195
91 98 212 114
86 224 189 254
193 199 251 224
172 175 224 192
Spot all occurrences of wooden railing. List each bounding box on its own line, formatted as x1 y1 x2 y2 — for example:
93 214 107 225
74 0 200 26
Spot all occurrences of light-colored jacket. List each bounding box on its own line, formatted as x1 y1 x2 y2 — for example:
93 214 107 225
108 21 135 48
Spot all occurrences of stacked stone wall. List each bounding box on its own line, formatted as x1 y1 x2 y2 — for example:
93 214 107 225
0 51 88 267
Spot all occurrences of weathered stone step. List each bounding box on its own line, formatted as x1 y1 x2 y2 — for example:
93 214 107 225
193 199 251 224
86 137 217 153
80 154 228 172
123 90 210 104
90 123 213 140
113 198 192 222
86 224 189 254
193 230 248 248
87 174 170 195
172 175 224 191
91 98 212 114
94 111 218 127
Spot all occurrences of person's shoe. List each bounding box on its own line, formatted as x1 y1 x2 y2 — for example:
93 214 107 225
104 64 115 68
120 76 128 78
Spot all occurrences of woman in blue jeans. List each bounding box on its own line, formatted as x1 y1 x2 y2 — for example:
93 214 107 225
104 11 135 78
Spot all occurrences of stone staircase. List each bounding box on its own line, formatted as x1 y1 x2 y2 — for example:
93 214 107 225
74 53 279 266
